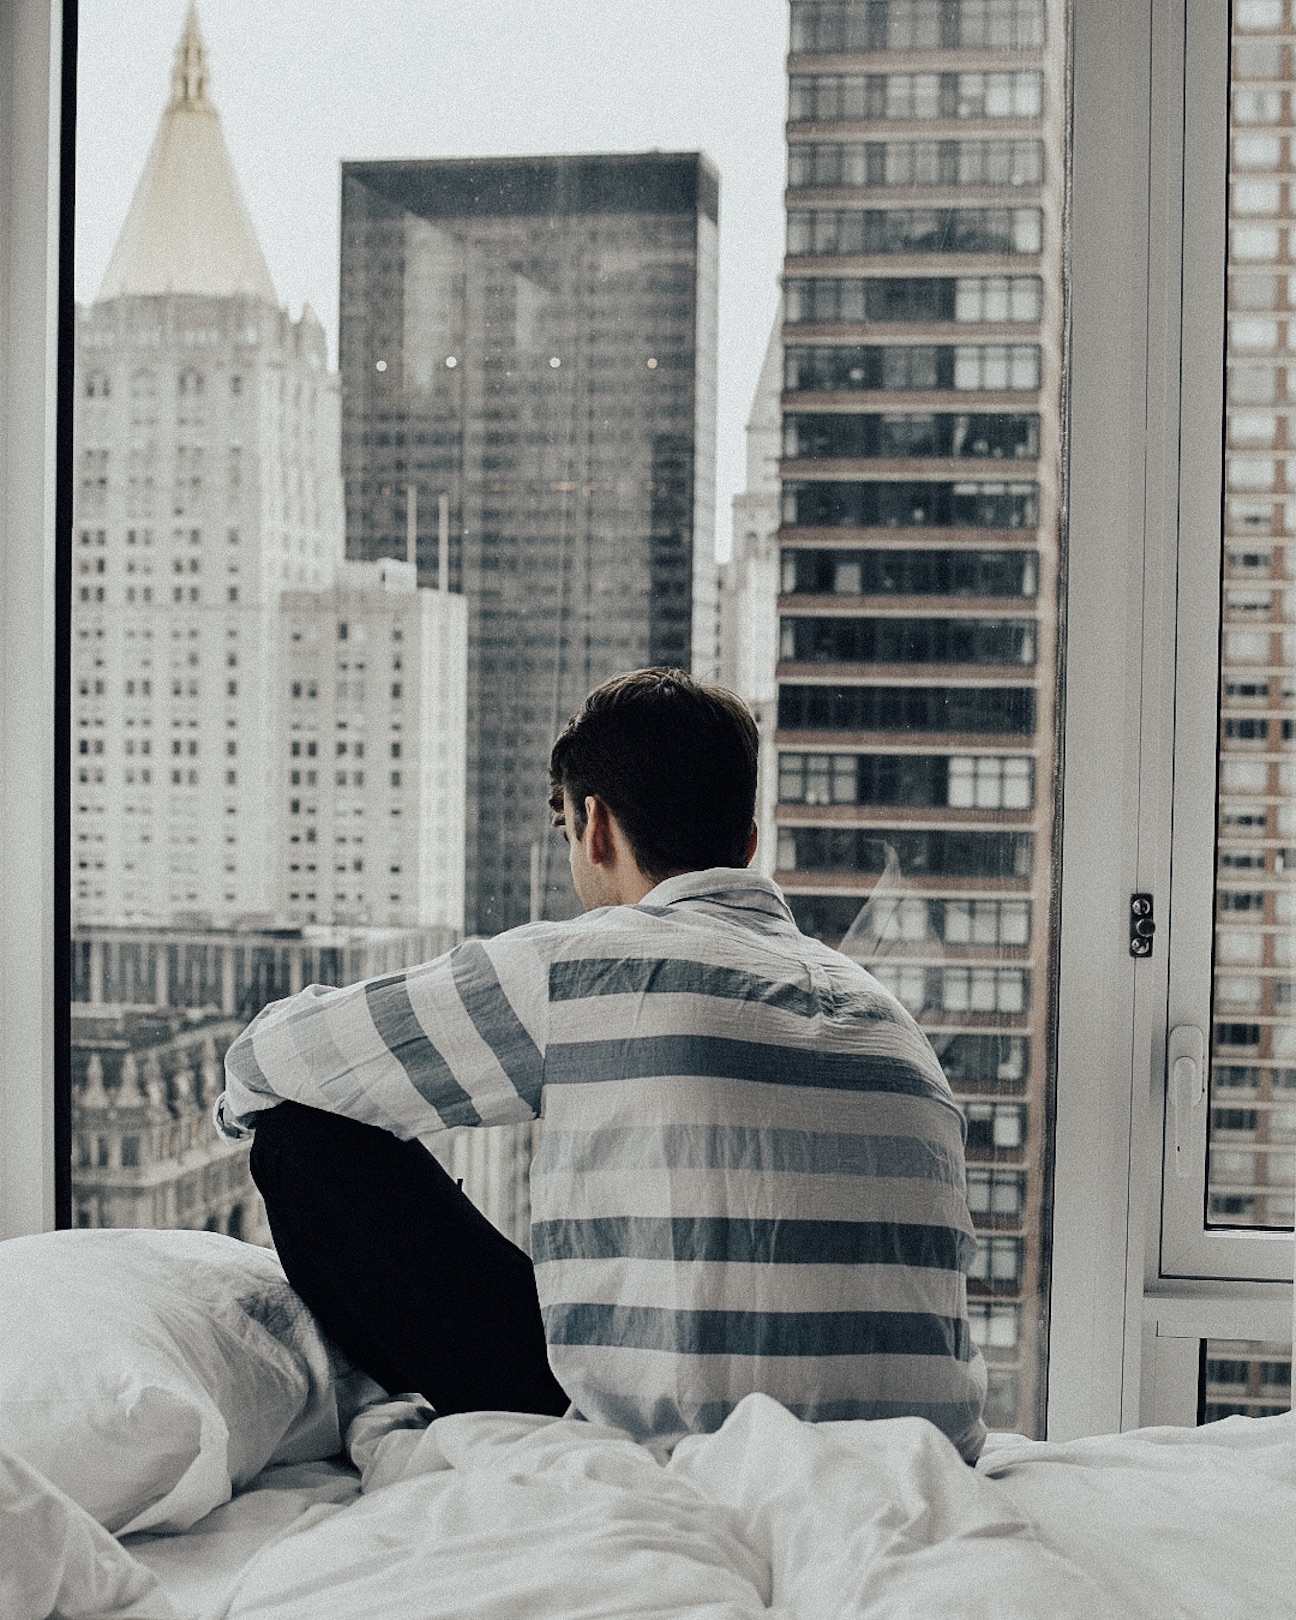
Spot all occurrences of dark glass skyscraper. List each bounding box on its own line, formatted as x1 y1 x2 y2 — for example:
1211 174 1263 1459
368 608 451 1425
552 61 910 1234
340 155 719 933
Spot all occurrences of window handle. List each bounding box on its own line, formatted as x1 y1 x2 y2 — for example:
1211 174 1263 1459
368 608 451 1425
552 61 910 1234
1169 1025 1206 1180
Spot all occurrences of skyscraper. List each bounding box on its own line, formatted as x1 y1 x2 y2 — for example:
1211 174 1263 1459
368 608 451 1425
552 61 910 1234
339 154 720 933
74 7 344 927
770 0 1063 1434
73 9 466 940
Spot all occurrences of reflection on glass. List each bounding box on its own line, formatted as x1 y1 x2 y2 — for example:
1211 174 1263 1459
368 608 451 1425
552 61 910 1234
764 0 1068 1436
1200 1338 1292 1422
1207 0 1296 1231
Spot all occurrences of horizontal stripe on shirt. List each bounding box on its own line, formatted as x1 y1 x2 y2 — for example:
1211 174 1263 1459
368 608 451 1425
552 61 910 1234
548 1345 985 1408
544 1033 954 1108
532 1256 970 1319
533 1123 963 1186
532 1215 976 1272
543 1302 972 1362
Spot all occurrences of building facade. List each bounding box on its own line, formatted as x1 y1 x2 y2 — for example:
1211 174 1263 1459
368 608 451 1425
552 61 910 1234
772 0 1065 1434
339 154 720 933
71 918 455 1022
73 10 345 928
71 1007 268 1242
279 559 467 932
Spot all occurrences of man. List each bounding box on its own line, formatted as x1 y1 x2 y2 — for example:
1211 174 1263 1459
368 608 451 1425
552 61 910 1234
218 668 986 1459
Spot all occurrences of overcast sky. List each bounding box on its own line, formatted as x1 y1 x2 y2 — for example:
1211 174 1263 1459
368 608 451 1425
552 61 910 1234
75 0 790 558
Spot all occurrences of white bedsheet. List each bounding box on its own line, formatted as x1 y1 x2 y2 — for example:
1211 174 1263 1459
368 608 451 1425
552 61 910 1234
123 1460 361 1618
111 1398 1296 1620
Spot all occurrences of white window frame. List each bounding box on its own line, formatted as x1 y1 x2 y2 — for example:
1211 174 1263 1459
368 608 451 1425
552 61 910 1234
1052 0 1294 1441
1155 0 1294 1286
0 0 63 1242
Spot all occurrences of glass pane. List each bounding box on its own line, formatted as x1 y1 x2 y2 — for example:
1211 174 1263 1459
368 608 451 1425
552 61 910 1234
1207 0 1296 1231
745 0 1068 1436
1200 1337 1292 1422
70 6 776 1249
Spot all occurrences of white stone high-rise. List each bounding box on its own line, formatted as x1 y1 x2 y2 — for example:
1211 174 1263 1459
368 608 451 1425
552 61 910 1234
72 6 466 937
280 558 466 932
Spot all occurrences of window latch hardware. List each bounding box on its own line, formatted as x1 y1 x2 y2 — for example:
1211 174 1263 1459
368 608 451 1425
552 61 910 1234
1168 1024 1206 1180
1129 893 1156 957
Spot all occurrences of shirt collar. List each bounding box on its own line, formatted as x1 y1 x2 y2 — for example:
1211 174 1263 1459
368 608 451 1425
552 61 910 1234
638 867 796 921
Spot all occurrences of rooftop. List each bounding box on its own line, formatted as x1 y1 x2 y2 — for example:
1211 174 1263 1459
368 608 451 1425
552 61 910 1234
96 3 277 306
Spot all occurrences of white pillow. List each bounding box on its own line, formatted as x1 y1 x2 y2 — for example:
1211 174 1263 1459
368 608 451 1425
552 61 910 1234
0 1228 380 1535
0 1441 177 1620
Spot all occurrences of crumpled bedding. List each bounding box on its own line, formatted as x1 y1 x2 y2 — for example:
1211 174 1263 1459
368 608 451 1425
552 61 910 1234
20 1395 1296 1620
168 1396 1118 1620
0 1440 177 1620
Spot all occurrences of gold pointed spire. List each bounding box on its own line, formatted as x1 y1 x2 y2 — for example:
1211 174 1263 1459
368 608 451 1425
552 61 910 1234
170 3 211 109
97 3 277 305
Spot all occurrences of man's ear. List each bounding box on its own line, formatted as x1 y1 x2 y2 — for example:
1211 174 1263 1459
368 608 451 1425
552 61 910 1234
584 795 615 868
743 821 758 867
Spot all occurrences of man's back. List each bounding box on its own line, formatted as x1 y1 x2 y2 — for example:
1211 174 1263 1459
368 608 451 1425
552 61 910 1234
533 869 985 1457
223 868 986 1460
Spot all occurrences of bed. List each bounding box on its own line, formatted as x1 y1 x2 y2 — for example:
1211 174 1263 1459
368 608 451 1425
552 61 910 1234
4 1231 1294 1620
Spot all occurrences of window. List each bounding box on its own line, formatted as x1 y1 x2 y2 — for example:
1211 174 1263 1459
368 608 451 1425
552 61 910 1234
788 71 1043 123
785 344 1041 393
787 140 1043 190
780 546 1038 598
783 481 1039 531
967 1168 1027 1217
783 412 1040 461
780 613 1036 664
8 0 1280 1458
789 1 1045 55
788 207 1043 257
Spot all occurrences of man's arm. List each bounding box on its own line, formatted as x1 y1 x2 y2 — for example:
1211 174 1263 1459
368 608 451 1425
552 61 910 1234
215 928 551 1142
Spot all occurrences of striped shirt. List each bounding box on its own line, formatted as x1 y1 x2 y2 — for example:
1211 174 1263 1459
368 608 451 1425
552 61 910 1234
218 869 987 1460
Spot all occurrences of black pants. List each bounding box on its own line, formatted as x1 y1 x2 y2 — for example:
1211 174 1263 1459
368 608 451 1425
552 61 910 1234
249 1100 569 1418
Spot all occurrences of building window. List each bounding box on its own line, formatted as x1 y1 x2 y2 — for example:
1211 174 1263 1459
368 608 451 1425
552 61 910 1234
788 207 1043 258
788 69 1044 123
967 1168 1027 1217
969 1235 1025 1283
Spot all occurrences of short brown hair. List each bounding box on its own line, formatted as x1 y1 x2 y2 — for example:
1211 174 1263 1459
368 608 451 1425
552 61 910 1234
548 668 759 880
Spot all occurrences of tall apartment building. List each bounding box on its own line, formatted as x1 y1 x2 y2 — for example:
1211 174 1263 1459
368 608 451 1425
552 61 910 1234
774 0 1064 1433
338 154 720 933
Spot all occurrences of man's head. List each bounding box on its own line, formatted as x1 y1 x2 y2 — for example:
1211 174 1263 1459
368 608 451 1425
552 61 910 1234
548 667 759 908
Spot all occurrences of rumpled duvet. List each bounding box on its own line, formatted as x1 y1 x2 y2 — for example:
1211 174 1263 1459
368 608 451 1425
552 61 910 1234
211 1395 1112 1620
12 1394 1296 1619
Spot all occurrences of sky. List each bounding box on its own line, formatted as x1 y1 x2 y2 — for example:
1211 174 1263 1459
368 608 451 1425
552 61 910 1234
75 0 790 560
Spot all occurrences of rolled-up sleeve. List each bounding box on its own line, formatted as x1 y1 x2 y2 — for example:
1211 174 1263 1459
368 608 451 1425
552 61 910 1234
216 926 552 1141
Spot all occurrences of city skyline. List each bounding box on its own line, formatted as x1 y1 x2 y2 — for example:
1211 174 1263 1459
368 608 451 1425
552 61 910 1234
74 0 789 564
